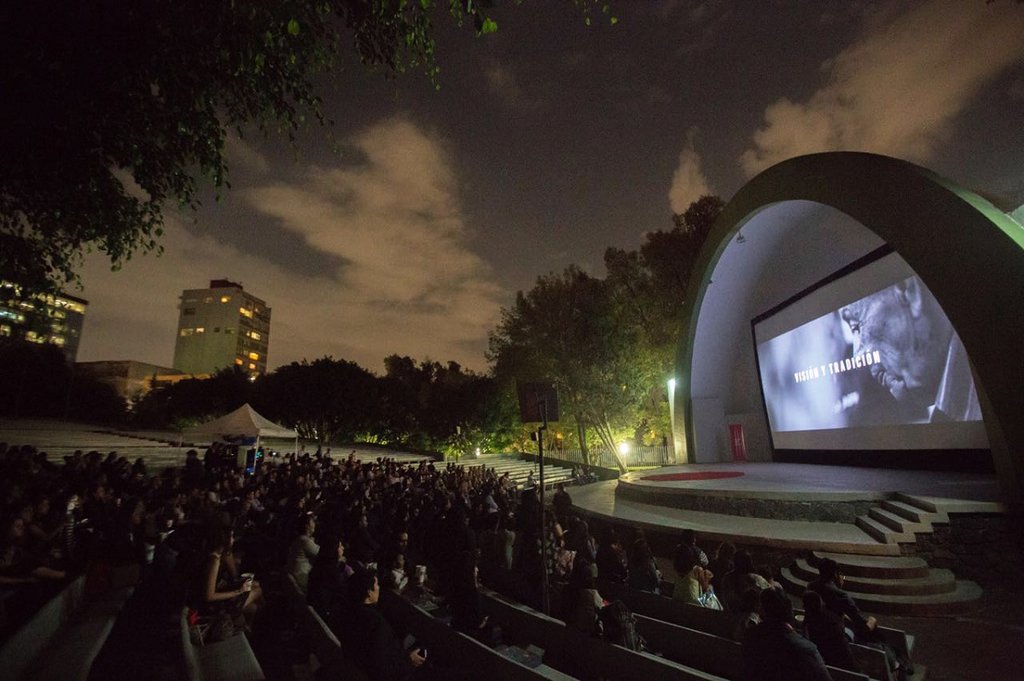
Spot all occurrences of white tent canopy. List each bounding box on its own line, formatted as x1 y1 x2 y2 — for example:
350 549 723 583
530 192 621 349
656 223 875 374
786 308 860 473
186 403 297 450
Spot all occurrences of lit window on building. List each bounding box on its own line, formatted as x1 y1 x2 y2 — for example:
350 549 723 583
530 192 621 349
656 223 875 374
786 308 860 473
225 328 234 335
54 298 86 314
180 328 194 336
51 336 65 346
234 358 243 365
196 327 205 334
0 324 10 336
239 307 253 318
220 296 231 303
248 362 256 370
248 352 259 360
248 331 261 340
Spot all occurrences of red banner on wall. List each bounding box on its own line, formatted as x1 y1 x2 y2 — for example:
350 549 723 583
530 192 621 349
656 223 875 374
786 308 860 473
729 423 747 462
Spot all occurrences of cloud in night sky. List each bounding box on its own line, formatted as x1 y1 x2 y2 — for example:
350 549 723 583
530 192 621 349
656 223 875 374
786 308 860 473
740 0 1024 176
484 61 541 111
668 127 713 213
77 117 504 372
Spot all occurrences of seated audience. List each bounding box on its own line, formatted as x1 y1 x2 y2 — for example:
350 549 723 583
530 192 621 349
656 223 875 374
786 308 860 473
197 522 262 627
809 558 913 678
449 552 496 644
731 587 763 642
673 550 718 608
802 590 862 673
595 526 629 584
627 537 661 594
743 587 833 681
552 482 573 524
343 567 425 681
719 550 772 612
707 541 736 595
307 534 350 625
287 513 320 591
560 558 603 636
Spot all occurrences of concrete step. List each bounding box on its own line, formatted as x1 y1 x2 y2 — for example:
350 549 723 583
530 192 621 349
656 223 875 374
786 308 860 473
790 559 955 596
892 492 948 520
855 514 915 544
880 499 935 524
780 567 982 615
810 551 930 579
868 507 932 534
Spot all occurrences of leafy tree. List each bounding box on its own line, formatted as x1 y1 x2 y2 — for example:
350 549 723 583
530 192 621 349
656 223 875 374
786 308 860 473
489 266 652 472
376 355 510 455
604 194 723 367
256 356 378 445
0 341 72 418
131 366 253 429
1 0 611 293
0 340 125 422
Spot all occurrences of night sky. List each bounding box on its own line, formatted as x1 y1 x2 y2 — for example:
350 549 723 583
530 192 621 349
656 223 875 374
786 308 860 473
75 0 1024 373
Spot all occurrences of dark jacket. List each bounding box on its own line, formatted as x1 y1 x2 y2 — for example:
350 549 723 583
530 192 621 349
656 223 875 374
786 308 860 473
743 620 833 681
808 579 873 641
804 607 861 673
344 603 414 681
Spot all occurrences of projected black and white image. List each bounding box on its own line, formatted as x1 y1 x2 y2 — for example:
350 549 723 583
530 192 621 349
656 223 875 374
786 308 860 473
757 275 982 434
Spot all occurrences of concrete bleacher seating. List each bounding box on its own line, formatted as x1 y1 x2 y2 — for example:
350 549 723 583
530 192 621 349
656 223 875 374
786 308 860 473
477 587 728 681
179 608 265 681
0 575 133 681
464 454 575 490
380 590 579 680
636 613 871 681
595 578 920 681
282 572 370 680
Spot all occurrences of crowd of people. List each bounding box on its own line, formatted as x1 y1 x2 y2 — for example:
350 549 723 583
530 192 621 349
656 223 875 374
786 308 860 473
0 440 911 681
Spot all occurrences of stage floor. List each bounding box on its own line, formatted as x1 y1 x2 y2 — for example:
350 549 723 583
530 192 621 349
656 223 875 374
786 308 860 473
618 462 1003 504
569 463 1004 555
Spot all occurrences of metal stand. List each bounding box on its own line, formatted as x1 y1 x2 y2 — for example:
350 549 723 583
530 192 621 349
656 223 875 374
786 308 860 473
537 399 549 614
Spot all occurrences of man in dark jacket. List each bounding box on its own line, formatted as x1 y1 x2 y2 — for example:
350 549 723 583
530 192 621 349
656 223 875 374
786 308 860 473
743 587 832 681
807 558 877 642
343 568 425 681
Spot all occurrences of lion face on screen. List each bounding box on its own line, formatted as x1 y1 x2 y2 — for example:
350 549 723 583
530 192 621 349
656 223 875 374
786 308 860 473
839 277 952 407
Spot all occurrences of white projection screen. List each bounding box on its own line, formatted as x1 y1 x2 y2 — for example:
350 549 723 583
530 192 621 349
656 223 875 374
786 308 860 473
753 250 989 451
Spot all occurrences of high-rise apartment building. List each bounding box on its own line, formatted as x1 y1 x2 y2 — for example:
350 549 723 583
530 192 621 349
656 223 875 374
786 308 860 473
0 281 88 362
172 279 271 378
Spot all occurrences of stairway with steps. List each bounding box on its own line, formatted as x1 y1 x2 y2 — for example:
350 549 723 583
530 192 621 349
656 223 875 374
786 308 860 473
464 455 575 489
854 493 950 545
782 491 986 615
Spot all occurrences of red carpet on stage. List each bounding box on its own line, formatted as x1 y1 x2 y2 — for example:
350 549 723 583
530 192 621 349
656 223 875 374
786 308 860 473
641 471 745 482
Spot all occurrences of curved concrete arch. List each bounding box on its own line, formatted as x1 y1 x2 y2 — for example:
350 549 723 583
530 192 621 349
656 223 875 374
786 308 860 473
672 152 1024 505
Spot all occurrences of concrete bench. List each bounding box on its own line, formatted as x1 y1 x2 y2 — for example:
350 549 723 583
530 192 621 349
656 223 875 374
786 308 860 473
180 609 264 681
478 588 727 681
637 614 873 681
380 590 581 680
0 575 133 681
283 573 306 621
599 578 905 681
300 604 370 680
